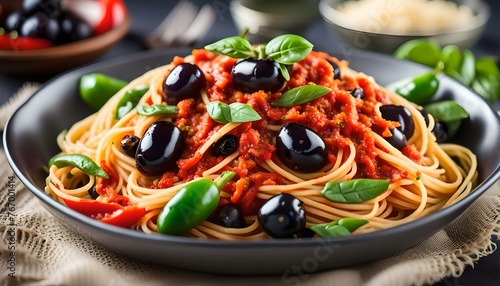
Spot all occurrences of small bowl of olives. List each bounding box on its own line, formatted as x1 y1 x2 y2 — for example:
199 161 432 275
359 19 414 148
0 0 130 75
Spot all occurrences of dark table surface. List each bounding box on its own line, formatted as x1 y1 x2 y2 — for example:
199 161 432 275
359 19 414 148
1 0 499 285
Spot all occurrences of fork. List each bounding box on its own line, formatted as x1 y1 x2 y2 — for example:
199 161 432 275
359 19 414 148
142 1 216 49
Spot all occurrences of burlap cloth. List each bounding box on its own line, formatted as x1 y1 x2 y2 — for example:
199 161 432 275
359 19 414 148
1 84 500 286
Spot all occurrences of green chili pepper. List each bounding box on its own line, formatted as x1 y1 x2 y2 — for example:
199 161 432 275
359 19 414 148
157 171 236 235
79 73 128 110
114 85 149 119
50 154 108 178
387 71 440 105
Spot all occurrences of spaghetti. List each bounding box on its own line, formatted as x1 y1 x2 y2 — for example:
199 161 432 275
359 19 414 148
45 49 477 240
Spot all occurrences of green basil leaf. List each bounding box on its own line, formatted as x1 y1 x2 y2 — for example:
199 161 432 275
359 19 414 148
321 179 390 203
445 120 462 139
272 85 331 107
136 104 178 116
50 154 108 178
472 74 499 103
204 36 255 58
206 101 261 124
337 218 369 232
279 63 291 81
459 50 475 86
441 45 462 78
475 57 500 79
309 218 367 237
309 224 351 238
115 85 149 119
265 34 313 65
394 39 441 68
424 100 469 122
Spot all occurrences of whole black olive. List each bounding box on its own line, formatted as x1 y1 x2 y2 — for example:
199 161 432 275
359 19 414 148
135 121 184 176
231 58 286 93
212 134 238 156
326 59 341 80
386 128 407 150
4 11 24 32
349 88 364 99
20 11 60 43
257 193 306 238
380 104 415 139
57 11 93 44
23 0 61 17
433 121 449 143
120 135 141 158
276 123 328 173
212 203 246 228
419 108 430 127
162 63 205 105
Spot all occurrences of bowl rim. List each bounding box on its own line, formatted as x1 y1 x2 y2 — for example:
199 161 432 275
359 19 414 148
318 0 491 37
0 15 131 60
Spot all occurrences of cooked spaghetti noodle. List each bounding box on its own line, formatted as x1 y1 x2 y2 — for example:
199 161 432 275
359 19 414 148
45 49 477 240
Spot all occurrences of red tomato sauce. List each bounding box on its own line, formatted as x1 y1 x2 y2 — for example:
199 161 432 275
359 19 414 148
155 50 419 215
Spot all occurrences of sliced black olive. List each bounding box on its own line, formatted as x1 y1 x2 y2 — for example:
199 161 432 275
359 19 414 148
120 135 141 158
163 63 206 105
23 0 61 17
88 186 99 200
212 134 238 156
433 121 449 143
276 123 328 173
211 203 246 228
258 193 306 238
231 58 286 93
57 11 93 44
135 121 184 176
4 11 24 32
326 59 341 80
349 88 364 99
380 104 415 139
419 108 430 127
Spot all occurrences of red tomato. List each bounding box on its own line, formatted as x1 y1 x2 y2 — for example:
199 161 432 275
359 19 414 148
66 0 127 35
0 34 54 50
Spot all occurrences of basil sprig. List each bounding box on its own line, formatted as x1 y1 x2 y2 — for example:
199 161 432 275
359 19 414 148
49 154 108 179
424 100 469 138
205 34 313 81
309 218 368 238
136 104 178 116
272 85 331 107
206 101 261 124
321 179 390 203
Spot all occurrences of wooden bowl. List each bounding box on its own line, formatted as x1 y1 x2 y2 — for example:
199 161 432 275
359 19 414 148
0 15 130 76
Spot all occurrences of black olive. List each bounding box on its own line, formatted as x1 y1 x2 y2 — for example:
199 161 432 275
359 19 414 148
20 11 60 43
211 203 246 228
4 11 24 32
257 193 306 238
386 128 407 150
120 135 141 158
296 228 316 238
231 58 286 93
88 186 99 200
23 0 61 17
276 123 328 173
57 11 93 44
349 88 364 99
135 121 184 176
419 108 430 127
212 134 238 156
162 63 205 105
433 121 449 143
380 104 415 139
326 59 341 80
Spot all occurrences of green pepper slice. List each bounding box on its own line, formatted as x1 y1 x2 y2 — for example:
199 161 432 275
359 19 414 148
157 171 236 235
388 71 439 105
79 73 128 110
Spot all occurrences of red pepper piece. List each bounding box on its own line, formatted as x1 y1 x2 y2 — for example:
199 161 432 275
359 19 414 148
0 35 54 50
62 198 146 228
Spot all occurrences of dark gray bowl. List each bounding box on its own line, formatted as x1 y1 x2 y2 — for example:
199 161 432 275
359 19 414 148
4 48 500 275
319 0 491 53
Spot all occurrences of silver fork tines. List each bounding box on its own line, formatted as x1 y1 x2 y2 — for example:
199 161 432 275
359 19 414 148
143 1 216 49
